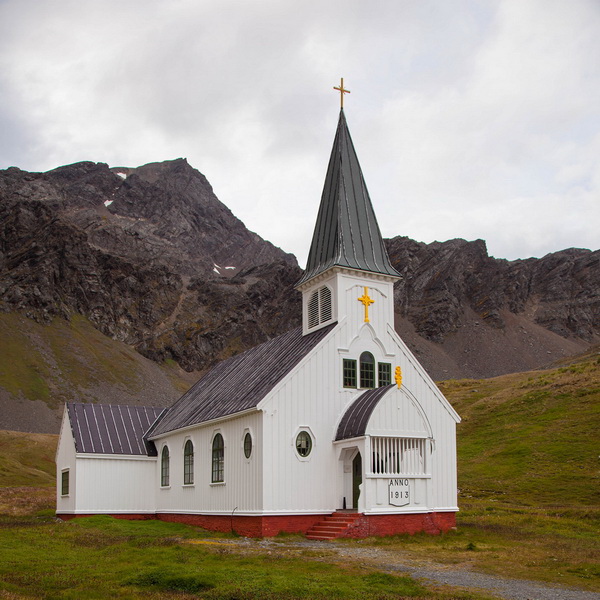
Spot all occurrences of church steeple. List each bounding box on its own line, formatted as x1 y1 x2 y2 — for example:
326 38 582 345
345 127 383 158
297 107 400 336
297 110 400 287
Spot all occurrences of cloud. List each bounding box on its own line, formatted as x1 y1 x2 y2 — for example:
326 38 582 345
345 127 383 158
0 0 598 263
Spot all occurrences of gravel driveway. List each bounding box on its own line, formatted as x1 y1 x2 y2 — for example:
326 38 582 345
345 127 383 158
189 537 600 600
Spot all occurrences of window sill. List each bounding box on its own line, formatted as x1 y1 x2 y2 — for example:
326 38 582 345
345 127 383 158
210 482 226 487
60 494 69 498
160 486 171 490
182 484 195 488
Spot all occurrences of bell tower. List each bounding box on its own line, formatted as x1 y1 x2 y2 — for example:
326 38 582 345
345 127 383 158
296 106 400 336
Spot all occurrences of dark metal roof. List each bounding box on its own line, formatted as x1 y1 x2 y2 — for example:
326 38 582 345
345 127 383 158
67 403 164 455
297 110 400 286
335 385 394 441
149 323 336 438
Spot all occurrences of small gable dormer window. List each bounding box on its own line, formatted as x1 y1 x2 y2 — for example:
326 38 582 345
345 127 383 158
307 286 332 329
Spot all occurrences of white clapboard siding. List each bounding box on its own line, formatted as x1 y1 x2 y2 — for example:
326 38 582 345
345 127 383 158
154 411 263 515
75 456 156 513
55 409 77 513
259 289 459 515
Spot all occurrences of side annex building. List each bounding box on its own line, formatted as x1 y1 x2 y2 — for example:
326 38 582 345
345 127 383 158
56 109 461 538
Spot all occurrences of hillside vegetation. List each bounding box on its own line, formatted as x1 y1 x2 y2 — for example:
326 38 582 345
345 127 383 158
0 312 195 432
440 346 600 507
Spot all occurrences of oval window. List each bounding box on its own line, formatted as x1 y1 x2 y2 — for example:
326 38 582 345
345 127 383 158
296 431 312 457
243 432 252 458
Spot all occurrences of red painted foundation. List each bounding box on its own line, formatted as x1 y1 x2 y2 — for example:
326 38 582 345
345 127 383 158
157 513 329 537
57 511 456 537
342 511 456 537
57 513 155 521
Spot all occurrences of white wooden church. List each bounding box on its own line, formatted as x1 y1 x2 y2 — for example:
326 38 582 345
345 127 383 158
56 106 460 538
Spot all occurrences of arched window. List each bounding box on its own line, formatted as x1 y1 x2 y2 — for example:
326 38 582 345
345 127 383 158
161 446 170 487
212 433 224 483
359 352 375 388
183 440 194 485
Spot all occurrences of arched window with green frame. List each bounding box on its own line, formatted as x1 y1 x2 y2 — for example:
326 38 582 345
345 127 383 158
183 439 194 485
212 433 224 483
161 446 170 487
359 352 375 388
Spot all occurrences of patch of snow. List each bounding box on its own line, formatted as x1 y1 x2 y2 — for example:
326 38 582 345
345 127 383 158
213 267 220 274
214 263 221 269
104 200 114 207
225 266 236 270
116 172 127 179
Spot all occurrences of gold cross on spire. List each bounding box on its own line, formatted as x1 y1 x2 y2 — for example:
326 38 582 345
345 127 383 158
358 286 374 322
333 77 350 109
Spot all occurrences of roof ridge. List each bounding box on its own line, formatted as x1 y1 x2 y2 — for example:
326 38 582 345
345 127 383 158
149 323 337 437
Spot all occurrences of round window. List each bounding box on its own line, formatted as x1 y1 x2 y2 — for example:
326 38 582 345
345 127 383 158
295 431 312 457
243 432 252 458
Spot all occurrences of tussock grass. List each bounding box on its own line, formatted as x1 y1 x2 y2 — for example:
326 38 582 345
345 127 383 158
0 516 485 599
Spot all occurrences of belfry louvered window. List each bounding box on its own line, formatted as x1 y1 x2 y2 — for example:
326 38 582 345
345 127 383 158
370 437 425 476
307 286 332 329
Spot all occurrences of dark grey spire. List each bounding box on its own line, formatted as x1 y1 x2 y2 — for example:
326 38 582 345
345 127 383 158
297 110 400 286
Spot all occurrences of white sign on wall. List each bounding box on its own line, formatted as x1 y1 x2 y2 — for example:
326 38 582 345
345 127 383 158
389 478 410 507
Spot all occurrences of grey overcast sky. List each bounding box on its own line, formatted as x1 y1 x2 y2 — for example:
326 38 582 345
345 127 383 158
1 0 598 266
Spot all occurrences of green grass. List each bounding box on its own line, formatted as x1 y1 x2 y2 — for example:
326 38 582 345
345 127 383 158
0 515 485 600
439 350 600 507
360 501 599 591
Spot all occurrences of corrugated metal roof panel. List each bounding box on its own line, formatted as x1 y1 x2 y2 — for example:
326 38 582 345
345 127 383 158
298 110 399 286
67 403 163 455
335 385 394 441
149 323 336 437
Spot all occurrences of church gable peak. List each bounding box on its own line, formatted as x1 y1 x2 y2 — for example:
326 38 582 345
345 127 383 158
297 110 399 287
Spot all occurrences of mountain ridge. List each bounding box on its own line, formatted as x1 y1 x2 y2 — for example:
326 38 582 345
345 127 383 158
1 159 598 432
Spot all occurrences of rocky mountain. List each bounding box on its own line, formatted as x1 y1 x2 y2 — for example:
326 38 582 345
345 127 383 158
387 237 599 378
0 159 301 372
1 160 598 432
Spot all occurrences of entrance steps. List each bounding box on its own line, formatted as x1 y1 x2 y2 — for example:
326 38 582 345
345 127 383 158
305 512 362 540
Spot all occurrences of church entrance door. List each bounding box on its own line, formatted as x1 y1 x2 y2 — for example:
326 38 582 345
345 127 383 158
352 452 362 509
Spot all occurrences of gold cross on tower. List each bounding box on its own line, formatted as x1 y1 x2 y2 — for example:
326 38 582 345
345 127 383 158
358 286 374 323
333 77 351 109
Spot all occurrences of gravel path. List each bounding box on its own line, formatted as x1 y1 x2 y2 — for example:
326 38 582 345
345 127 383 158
190 537 600 600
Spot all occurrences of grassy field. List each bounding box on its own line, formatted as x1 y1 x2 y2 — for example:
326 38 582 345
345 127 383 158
0 349 598 598
0 513 494 600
